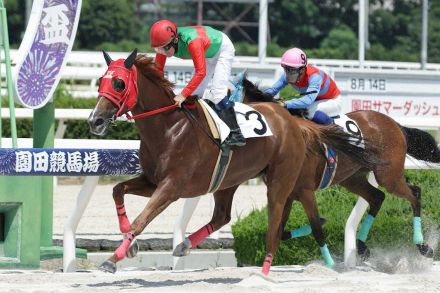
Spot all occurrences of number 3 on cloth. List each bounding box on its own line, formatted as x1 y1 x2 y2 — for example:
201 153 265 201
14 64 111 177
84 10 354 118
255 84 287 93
245 110 267 135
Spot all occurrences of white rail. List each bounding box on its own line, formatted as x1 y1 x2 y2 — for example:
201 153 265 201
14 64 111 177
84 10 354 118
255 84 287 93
3 107 440 135
8 49 440 71
0 108 133 139
4 49 440 98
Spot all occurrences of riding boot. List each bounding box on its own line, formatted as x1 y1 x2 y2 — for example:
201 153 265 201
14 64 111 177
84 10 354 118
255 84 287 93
217 107 246 146
311 110 334 125
214 96 246 146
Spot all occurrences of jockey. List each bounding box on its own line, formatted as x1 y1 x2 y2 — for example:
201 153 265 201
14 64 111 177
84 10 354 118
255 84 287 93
149 19 245 146
265 48 342 125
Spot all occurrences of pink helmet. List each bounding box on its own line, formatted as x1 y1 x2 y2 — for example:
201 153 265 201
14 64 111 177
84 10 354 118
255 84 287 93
280 48 307 68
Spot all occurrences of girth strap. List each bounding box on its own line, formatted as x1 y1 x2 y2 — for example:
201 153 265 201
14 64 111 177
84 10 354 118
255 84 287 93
207 145 233 193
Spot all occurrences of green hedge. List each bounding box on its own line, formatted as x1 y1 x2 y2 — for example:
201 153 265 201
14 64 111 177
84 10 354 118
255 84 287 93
232 170 440 266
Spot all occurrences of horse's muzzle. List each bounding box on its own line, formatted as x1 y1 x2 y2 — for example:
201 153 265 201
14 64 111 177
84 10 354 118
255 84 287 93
88 112 113 136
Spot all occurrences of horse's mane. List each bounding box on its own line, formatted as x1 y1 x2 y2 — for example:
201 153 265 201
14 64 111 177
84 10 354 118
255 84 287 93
134 54 174 94
242 77 307 117
242 77 275 103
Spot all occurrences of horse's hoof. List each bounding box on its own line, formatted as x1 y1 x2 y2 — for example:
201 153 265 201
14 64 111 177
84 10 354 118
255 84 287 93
417 243 434 258
173 239 191 257
99 260 117 273
357 240 370 261
126 239 139 258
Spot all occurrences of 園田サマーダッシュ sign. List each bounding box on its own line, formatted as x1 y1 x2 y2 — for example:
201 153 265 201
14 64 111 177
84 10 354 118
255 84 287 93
14 0 82 109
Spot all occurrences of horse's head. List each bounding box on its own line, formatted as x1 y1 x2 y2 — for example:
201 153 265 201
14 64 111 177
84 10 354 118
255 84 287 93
88 49 138 136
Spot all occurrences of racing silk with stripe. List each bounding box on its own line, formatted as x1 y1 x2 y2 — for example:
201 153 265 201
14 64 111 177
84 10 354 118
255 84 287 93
265 65 340 109
154 26 223 97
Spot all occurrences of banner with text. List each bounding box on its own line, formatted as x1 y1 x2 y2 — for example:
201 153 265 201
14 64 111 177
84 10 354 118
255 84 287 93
334 70 440 118
0 148 141 176
13 0 82 109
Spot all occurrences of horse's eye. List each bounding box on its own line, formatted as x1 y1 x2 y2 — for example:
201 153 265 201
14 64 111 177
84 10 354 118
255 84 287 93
111 78 126 92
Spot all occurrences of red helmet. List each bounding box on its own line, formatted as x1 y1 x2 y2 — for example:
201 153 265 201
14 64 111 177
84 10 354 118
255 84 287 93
149 19 178 48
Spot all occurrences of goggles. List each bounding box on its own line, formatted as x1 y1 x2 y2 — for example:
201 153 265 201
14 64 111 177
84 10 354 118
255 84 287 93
154 42 174 54
282 65 305 74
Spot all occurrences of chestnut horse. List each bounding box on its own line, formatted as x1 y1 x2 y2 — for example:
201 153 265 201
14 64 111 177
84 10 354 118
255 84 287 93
243 77 440 266
87 50 378 274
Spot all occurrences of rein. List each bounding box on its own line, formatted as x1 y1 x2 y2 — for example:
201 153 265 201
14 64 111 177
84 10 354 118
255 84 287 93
182 106 222 149
124 100 222 149
126 103 178 120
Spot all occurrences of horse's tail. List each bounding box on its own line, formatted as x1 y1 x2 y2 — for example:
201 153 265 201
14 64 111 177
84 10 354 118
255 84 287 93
400 126 440 163
298 120 381 170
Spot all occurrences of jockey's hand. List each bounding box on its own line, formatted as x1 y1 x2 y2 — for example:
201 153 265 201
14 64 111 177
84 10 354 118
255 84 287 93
276 100 286 107
174 94 186 108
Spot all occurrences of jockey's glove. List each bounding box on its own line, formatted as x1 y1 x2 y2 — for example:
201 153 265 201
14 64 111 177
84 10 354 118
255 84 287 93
174 94 186 107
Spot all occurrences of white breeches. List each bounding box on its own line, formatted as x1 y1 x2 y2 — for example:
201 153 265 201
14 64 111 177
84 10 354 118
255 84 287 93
306 95 342 119
192 33 235 105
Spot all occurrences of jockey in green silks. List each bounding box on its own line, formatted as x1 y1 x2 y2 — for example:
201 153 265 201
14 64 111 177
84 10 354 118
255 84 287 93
149 19 245 146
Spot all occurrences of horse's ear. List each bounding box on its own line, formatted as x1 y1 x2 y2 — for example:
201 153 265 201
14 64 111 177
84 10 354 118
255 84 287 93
102 50 113 66
124 48 138 69
231 69 248 86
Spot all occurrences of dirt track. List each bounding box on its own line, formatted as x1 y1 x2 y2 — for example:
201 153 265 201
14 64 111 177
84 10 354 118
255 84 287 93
3 262 440 292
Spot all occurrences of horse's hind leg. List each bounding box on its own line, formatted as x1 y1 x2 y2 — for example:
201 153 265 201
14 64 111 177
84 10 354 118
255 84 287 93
173 185 239 257
112 175 156 233
340 173 385 260
375 172 433 258
280 192 326 241
297 189 335 267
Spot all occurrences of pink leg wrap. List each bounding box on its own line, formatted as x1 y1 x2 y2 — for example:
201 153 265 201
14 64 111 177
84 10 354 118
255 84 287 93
261 254 273 276
188 224 214 248
116 204 131 233
115 232 135 261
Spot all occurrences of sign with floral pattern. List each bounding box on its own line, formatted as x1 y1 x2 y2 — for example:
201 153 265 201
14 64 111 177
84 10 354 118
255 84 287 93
14 0 82 108
0 148 141 176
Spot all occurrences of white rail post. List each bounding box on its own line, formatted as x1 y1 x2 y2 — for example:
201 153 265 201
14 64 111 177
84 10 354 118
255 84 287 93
63 176 99 272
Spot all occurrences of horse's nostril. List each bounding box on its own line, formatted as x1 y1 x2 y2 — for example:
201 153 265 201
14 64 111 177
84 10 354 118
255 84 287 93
95 118 105 127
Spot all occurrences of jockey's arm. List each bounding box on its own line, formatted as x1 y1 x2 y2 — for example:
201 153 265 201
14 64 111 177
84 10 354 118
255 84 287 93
154 53 167 75
181 39 206 97
264 73 288 97
285 74 322 110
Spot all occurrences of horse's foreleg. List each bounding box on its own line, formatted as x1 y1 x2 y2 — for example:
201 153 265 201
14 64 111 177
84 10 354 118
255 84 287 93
262 189 290 275
100 181 178 273
112 175 156 234
173 185 238 257
280 194 296 241
262 169 298 276
340 173 385 260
